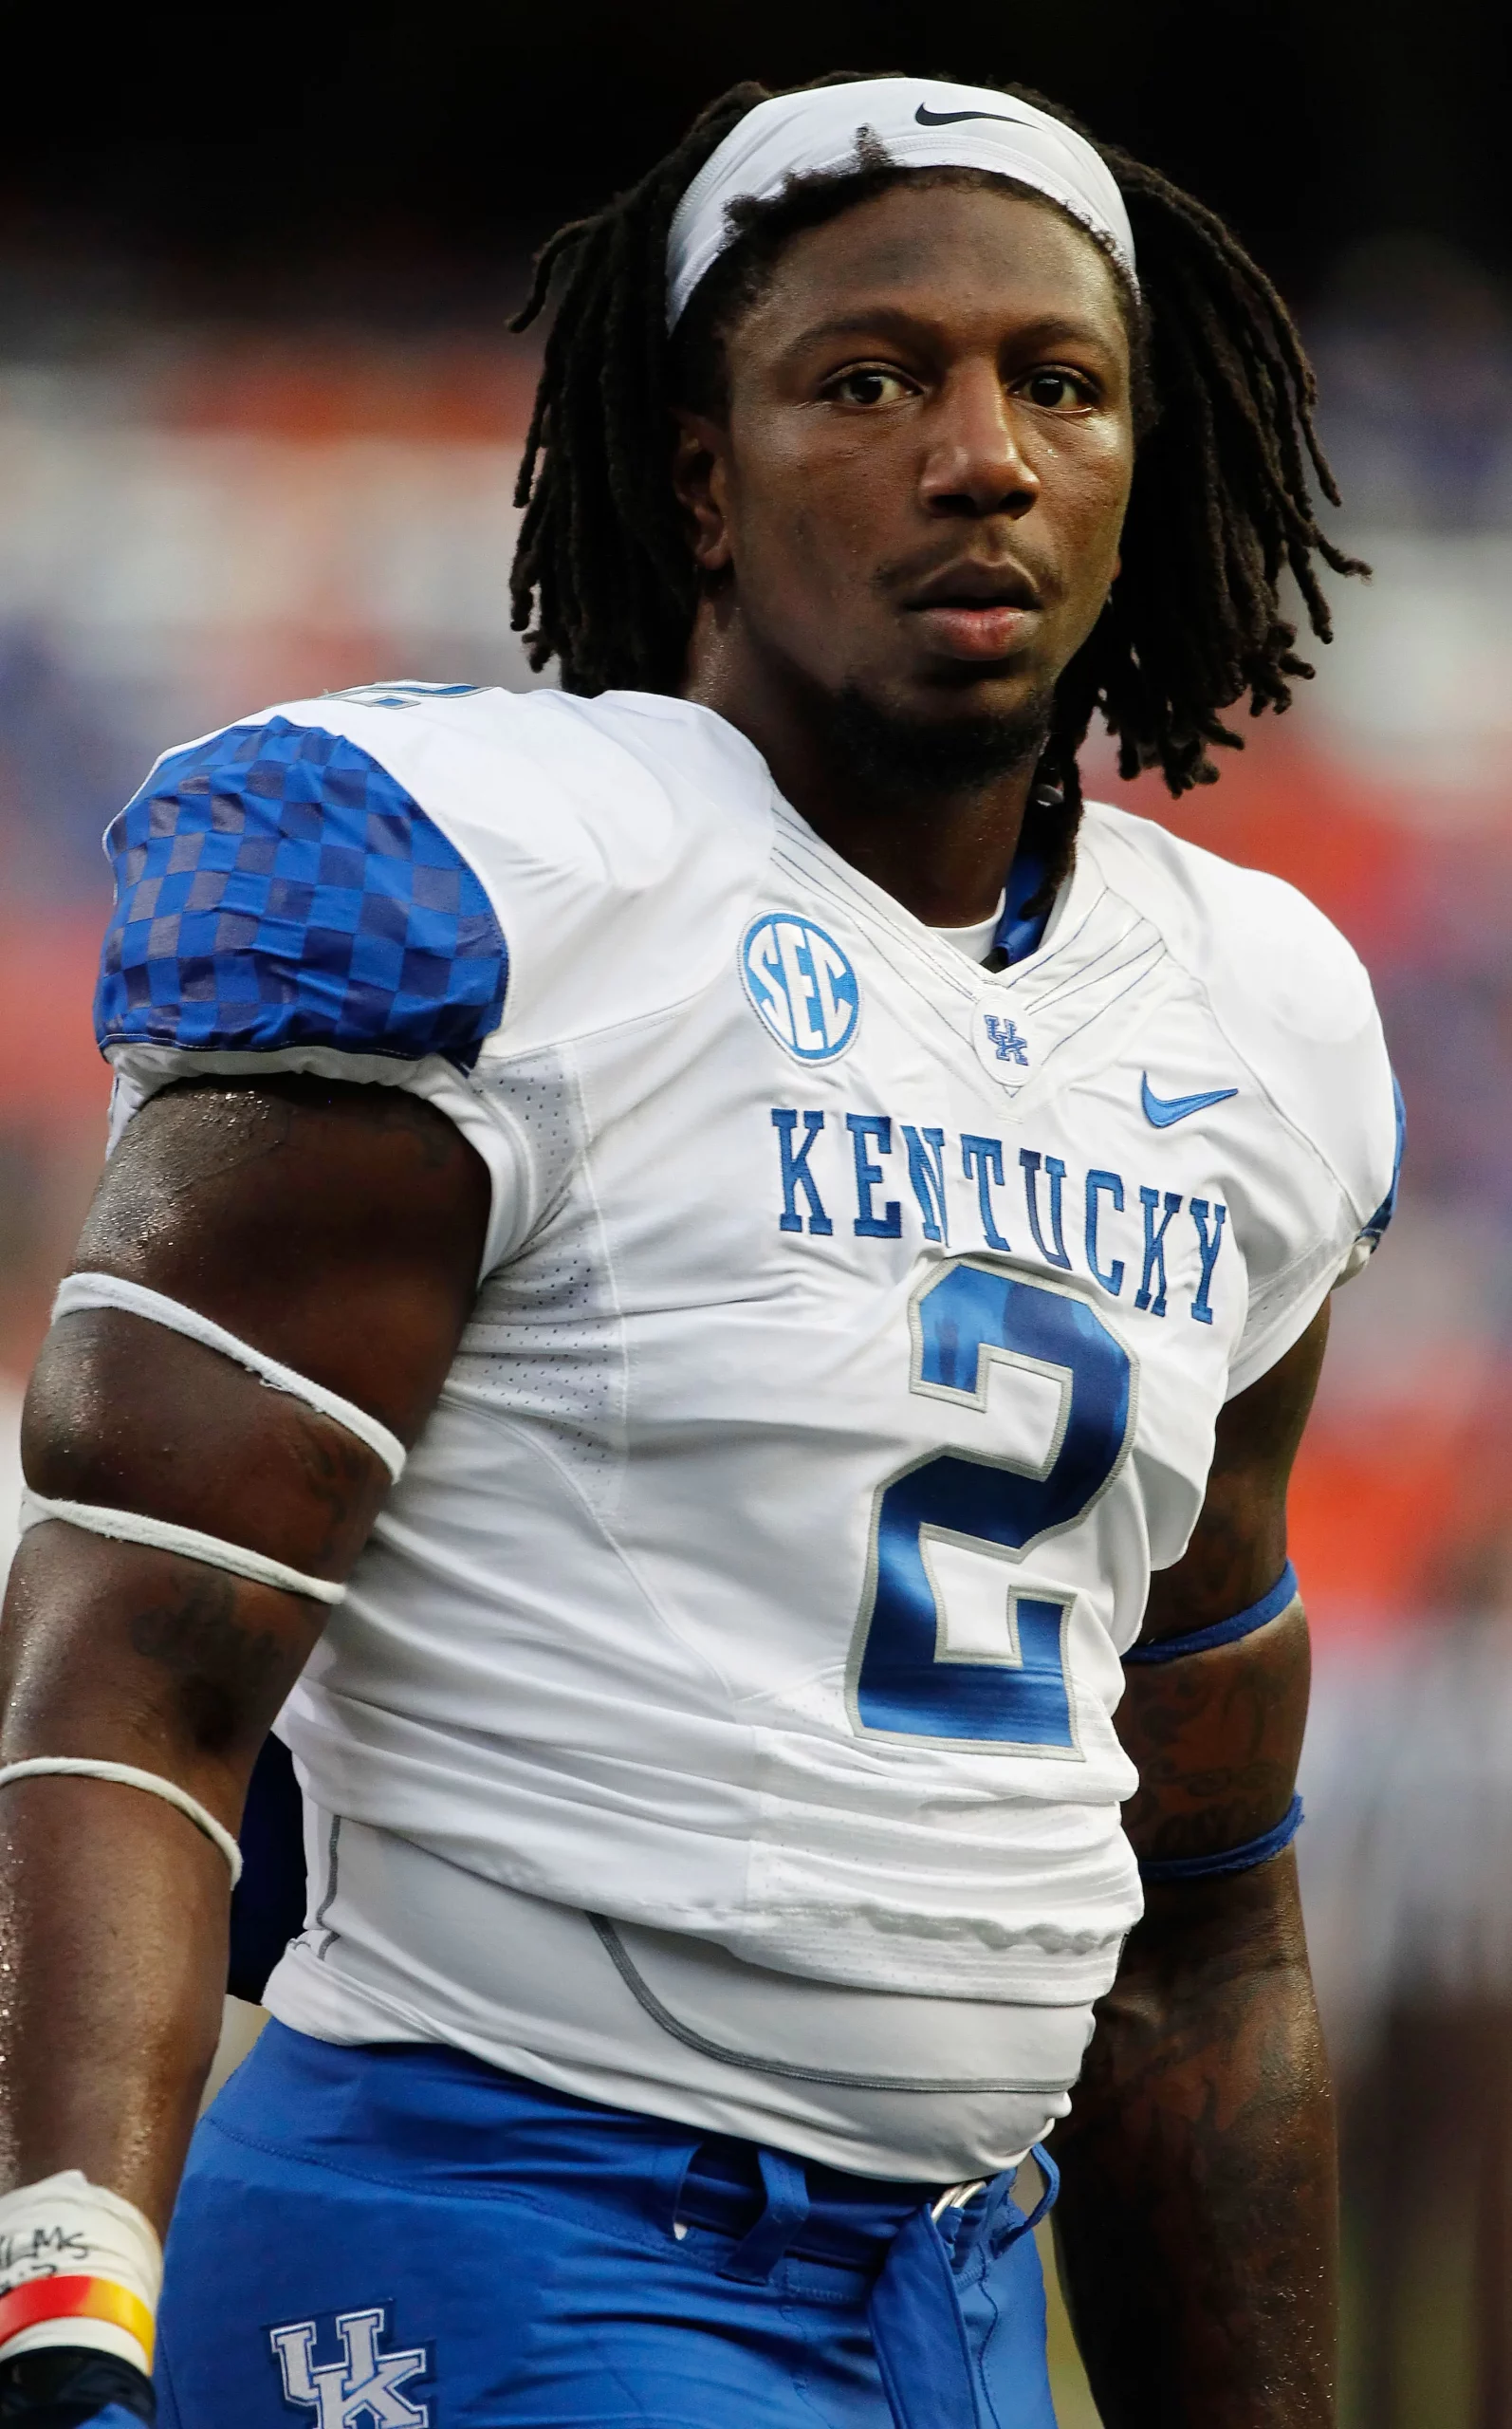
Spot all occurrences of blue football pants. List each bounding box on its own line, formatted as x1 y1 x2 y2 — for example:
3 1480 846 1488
154 2021 1060 2429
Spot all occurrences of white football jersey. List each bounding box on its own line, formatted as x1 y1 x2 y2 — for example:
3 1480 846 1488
99 684 1399 2176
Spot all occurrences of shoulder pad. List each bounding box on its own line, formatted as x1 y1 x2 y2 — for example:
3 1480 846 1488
96 715 507 1069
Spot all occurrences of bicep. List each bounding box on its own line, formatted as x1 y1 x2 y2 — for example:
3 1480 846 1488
68 1073 490 1435
4 1075 489 1794
1117 1303 1329 1867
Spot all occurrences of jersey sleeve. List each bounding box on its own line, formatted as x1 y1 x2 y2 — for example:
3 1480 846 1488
1085 800 1405 1405
1332 1069 1405 1286
1219 902 1403 1401
95 711 521 1266
95 687 776 1275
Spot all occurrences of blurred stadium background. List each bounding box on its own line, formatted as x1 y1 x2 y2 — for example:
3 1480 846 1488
2 5 1510 2420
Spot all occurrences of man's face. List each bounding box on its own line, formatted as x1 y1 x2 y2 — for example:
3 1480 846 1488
677 179 1135 742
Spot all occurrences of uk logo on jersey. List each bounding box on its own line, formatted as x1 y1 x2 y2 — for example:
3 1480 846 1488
741 914 859 1062
983 1015 1030 1066
269 2305 431 2427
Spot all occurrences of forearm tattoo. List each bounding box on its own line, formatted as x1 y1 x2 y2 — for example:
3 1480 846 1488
1053 1868 1337 2427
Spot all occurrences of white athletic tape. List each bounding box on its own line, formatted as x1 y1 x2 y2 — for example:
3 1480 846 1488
19 1491 346 1607
53 1271 407 1483
0 2169 162 2377
0 1758 242 1883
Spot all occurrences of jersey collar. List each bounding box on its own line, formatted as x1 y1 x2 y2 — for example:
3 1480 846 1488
990 833 1052 967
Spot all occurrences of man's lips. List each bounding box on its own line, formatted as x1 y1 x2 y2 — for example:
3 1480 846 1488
900 559 1044 662
902 557 1042 610
910 602 1039 659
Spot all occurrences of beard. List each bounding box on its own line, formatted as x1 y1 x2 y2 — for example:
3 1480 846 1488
820 679 1057 803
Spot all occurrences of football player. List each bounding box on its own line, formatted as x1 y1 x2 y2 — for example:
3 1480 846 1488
0 74 1398 2429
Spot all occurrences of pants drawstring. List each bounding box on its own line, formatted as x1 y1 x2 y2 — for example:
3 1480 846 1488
870 2144 1060 2429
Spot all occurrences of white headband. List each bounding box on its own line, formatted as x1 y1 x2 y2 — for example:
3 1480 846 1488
666 78 1137 331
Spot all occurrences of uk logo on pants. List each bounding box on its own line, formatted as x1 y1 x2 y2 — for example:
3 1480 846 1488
269 2306 431 2427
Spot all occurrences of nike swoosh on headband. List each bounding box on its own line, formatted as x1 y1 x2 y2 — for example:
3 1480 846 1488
1141 1075 1239 1127
914 105 1033 127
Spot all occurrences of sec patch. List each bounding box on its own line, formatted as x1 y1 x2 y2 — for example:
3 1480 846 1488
741 914 859 1063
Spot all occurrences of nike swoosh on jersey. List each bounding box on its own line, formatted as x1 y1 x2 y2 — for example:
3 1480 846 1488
913 104 1028 127
1141 1075 1239 1127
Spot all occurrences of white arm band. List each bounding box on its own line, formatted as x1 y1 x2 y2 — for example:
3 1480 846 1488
20 1491 346 1605
0 1759 243 1883
53 1271 407 1483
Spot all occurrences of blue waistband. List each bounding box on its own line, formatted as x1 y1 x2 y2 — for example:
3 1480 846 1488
211 2021 1001 2263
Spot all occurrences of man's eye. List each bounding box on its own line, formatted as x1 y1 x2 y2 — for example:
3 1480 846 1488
1021 370 1093 411
828 368 913 408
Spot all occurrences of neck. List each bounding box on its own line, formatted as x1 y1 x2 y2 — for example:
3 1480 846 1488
682 606 1046 929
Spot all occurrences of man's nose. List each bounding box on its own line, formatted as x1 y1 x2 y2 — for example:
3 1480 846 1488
919 365 1040 518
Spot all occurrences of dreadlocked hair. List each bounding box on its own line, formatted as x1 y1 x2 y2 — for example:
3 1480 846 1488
509 72 1365 869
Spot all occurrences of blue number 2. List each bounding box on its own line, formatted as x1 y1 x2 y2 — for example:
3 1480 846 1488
848 1260 1135 1752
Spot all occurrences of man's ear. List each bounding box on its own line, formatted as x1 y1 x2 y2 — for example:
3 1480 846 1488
671 409 733 575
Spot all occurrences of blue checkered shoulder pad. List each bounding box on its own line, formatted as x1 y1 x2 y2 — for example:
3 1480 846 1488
96 717 508 1070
